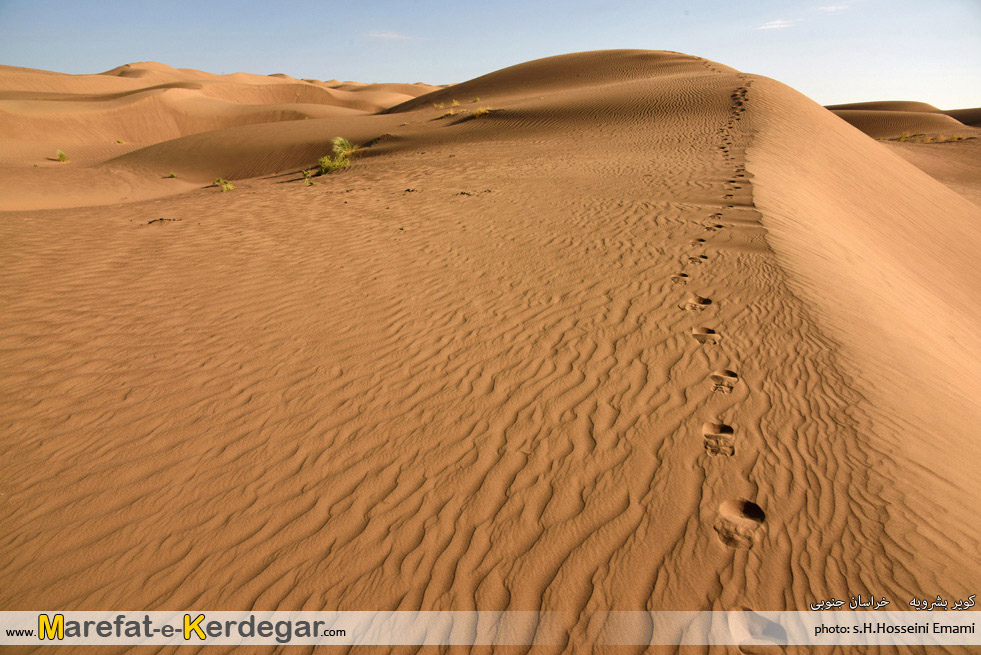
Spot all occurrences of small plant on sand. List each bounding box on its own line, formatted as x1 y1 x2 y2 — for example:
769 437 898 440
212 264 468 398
314 136 361 176
898 131 910 142
116 139 124 144
302 168 315 185
56 150 69 162
470 97 480 103
432 102 445 109
167 172 178 178
332 136 360 158
469 106 493 119
317 154 349 175
450 99 460 107
213 177 235 192
437 110 456 119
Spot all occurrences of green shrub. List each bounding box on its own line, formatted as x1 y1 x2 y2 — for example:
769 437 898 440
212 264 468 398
56 150 68 162
317 155 349 175
213 177 235 191
167 172 178 178
312 137 359 175
302 169 315 185
332 136 359 158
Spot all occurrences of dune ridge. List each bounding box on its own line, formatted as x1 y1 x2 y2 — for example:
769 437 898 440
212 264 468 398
1 50 979 653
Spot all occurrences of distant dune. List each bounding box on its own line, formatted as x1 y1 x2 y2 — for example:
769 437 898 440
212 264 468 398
1 51 979 653
0 62 442 207
823 98 981 202
825 99 977 138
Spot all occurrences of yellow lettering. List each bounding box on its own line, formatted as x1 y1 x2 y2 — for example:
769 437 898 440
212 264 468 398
184 614 206 640
38 614 64 640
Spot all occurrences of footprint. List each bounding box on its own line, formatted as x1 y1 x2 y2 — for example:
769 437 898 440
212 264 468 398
691 327 719 344
704 224 725 232
702 421 734 456
684 294 712 311
714 499 766 549
671 273 690 285
710 369 739 393
688 254 709 264
690 238 706 246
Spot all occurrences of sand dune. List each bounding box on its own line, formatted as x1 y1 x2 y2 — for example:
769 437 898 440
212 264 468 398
0 62 438 158
0 63 442 209
823 98 981 202
825 99 977 138
826 108 967 138
945 107 981 127
1 50 979 653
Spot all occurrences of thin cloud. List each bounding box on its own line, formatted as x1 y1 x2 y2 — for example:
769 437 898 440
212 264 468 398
756 18 801 30
364 30 414 41
817 4 848 12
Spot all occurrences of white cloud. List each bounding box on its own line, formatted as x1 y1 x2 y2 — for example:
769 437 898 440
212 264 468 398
756 19 801 30
365 31 414 41
817 4 848 12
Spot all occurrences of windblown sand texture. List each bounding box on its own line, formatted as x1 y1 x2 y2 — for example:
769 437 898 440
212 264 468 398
1 50 980 653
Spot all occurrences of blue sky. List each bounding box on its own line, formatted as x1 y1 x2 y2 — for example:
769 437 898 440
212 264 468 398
1 0 978 108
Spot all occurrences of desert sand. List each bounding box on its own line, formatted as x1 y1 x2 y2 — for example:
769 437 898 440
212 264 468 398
1 50 980 652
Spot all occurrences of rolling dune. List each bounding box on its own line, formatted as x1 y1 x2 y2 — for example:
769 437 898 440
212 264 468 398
825 100 978 138
823 100 981 204
1 50 979 653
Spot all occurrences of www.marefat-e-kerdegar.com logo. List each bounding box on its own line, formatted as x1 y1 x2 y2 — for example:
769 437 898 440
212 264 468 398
1 610 977 647
14 612 346 645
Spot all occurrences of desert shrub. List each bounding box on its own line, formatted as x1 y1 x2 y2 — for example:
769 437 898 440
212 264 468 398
469 107 493 118
450 99 459 107
437 110 456 119
302 169 315 185
312 136 361 176
56 150 68 162
317 155 349 175
213 177 235 191
332 136 359 158
470 97 480 103
167 172 178 178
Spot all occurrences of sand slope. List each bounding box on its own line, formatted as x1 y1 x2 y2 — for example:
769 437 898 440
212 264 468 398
825 100 978 138
1 51 979 653
0 62 440 209
945 107 981 127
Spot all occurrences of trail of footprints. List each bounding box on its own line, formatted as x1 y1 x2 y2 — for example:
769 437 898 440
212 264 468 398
677 79 767 550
